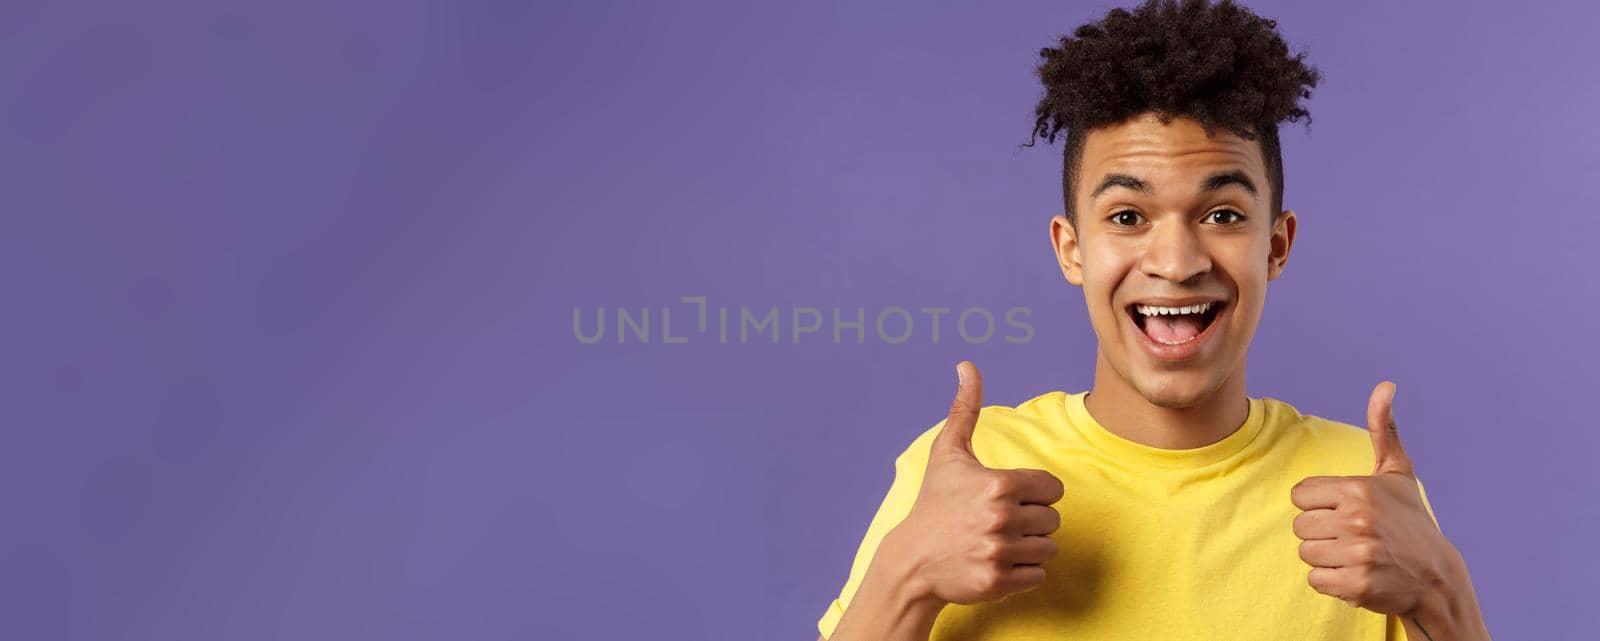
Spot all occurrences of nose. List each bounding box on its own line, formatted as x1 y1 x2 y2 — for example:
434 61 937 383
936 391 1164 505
1139 219 1212 284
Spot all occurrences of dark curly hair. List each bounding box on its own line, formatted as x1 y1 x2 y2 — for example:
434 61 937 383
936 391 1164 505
1027 0 1321 223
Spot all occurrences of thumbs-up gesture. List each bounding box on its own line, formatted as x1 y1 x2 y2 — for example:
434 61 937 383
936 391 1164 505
1289 382 1458 614
887 361 1066 606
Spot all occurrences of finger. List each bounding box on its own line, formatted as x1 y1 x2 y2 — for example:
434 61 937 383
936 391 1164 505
1290 476 1346 511
1306 566 1363 603
1005 468 1065 506
1292 508 1342 540
996 565 1046 594
1297 539 1373 568
934 361 984 458
1003 535 1059 566
1366 380 1414 477
1009 504 1062 536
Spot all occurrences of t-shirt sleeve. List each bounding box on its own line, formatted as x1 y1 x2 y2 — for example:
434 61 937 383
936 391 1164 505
817 424 940 639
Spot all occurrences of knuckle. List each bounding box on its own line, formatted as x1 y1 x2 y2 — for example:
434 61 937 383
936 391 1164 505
977 536 1005 563
1347 513 1373 535
1350 571 1373 597
1345 479 1374 503
985 474 1017 499
973 567 1003 593
1354 540 1378 565
979 508 1008 534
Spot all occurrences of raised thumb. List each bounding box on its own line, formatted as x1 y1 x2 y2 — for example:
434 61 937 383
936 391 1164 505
934 361 984 459
1367 380 1414 476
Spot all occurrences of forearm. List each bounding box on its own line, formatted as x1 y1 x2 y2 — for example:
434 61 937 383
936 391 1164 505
828 530 948 641
1403 547 1491 641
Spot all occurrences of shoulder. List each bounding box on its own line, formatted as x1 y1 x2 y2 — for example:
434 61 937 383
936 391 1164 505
1259 396 1378 475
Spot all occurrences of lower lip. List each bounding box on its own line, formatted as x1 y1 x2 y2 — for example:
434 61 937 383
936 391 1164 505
1127 304 1227 363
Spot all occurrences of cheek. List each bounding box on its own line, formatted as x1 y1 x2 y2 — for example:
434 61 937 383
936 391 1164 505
1080 244 1135 290
1216 245 1271 326
1079 251 1134 325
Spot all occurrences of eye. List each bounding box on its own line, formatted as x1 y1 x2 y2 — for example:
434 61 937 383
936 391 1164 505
1206 209 1246 224
1108 210 1144 227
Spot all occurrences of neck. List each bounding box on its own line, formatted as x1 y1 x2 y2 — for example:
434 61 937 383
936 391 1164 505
1082 348 1250 450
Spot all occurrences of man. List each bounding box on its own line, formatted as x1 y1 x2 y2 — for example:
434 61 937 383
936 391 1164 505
815 1 1492 640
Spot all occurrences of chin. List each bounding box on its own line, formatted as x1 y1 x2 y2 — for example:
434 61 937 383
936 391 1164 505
1133 371 1223 409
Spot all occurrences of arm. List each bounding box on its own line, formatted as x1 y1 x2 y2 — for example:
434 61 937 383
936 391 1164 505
825 528 948 641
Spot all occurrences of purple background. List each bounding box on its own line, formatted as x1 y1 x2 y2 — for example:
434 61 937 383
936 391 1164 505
4 1 1596 639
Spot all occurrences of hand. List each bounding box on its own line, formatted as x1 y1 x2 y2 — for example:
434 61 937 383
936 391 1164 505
888 361 1066 606
1290 381 1456 614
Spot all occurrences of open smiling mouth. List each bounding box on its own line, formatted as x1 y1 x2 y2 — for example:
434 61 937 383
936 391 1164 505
1127 301 1225 346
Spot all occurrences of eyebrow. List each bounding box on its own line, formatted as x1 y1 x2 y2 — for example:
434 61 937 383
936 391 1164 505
1088 174 1152 199
1201 170 1259 199
1089 170 1259 201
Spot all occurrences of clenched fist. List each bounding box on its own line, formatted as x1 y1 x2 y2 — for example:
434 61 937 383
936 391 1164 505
888 361 1066 605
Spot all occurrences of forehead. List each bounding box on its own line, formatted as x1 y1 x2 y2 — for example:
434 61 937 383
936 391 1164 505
1078 114 1265 191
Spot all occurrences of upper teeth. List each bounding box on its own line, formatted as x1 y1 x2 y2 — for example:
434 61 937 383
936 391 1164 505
1136 303 1214 316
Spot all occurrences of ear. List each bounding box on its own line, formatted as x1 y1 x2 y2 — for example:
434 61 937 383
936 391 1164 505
1266 209 1297 281
1051 214 1084 286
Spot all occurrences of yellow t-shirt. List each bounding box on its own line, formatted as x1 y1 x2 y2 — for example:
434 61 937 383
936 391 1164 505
818 390 1438 640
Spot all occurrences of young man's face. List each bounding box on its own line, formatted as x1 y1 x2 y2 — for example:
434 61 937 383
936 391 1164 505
1052 113 1296 408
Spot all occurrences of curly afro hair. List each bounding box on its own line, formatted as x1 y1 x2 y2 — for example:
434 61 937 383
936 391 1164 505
1027 0 1321 222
